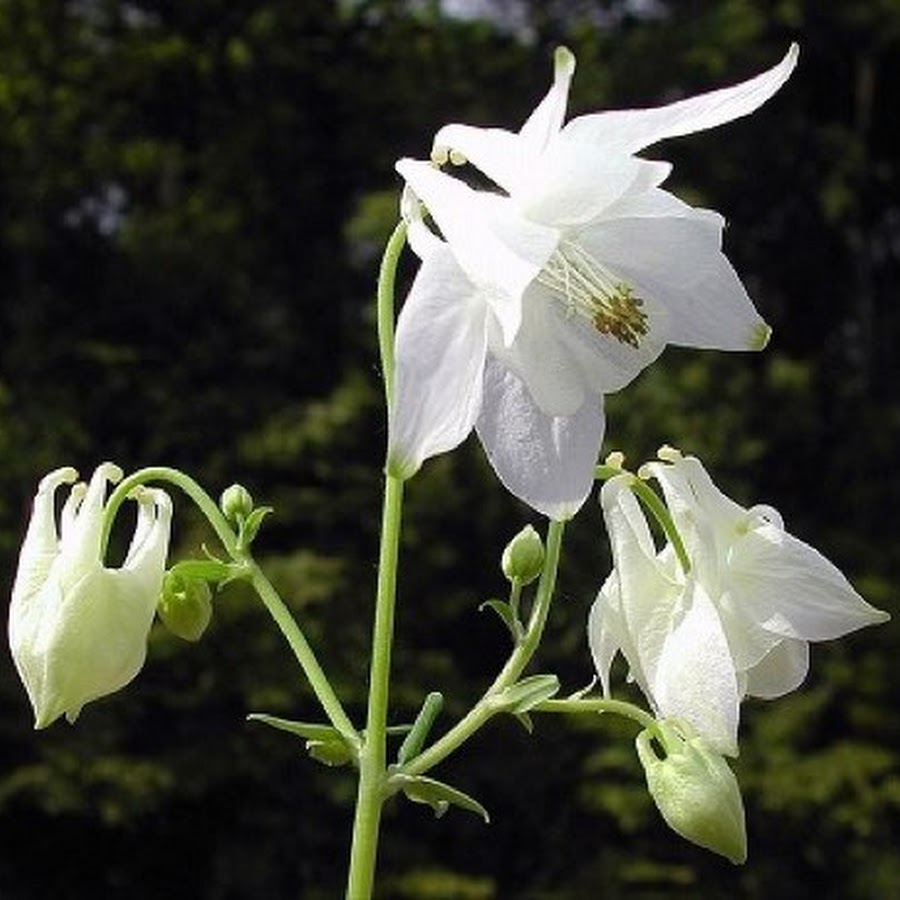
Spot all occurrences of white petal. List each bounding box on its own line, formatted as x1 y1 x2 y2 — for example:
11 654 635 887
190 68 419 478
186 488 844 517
400 185 445 261
433 124 534 196
475 354 604 519
588 578 624 697
516 145 660 227
388 248 488 478
646 454 746 559
602 186 723 237
519 46 576 150
562 44 798 154
487 298 587 417
10 467 78 609
728 522 891 641
743 638 809 699
123 488 173 583
597 477 683 704
396 159 558 343
60 463 122 564
579 212 770 350
652 580 740 756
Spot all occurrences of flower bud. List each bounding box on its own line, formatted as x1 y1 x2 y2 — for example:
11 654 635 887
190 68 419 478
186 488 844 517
636 719 747 864
501 525 545 586
220 483 253 524
158 572 213 642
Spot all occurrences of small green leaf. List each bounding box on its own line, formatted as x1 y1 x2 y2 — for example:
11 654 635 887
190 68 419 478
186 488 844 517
239 506 273 548
478 598 522 641
169 559 233 583
492 674 560 715
513 711 534 734
306 737 354 768
248 714 357 767
248 713 343 743
393 774 490 823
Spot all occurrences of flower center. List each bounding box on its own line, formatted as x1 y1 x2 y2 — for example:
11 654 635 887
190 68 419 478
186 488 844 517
538 240 648 348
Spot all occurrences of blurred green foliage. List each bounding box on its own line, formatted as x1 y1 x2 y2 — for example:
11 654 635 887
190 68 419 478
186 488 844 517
1 0 898 897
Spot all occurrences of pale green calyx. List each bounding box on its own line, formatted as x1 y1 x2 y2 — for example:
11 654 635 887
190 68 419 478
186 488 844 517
158 571 213 642
637 719 747 864
501 524 545 586
8 465 173 728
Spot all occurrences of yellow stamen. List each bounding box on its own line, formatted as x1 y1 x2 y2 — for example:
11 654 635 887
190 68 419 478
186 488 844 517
538 240 648 348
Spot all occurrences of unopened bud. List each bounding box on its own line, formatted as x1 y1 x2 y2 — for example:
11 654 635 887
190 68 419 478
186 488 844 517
220 483 253 524
501 525 545 586
636 719 747 864
158 572 213 642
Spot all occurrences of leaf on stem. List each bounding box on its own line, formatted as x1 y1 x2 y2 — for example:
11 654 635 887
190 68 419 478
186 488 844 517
478 598 523 642
247 713 356 767
393 773 490 823
238 505 273 550
491 673 560 715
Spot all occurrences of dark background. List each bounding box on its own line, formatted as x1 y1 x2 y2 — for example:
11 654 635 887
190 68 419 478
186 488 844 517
1 1 898 897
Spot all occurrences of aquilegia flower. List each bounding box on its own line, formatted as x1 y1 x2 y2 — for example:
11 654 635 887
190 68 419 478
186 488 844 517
9 464 172 728
388 44 798 519
588 449 889 755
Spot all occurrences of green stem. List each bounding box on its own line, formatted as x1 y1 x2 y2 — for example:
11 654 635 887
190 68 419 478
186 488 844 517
401 519 565 778
344 217 409 899
247 561 359 745
534 697 658 732
346 473 405 900
102 466 238 558
101 467 357 744
377 220 408 409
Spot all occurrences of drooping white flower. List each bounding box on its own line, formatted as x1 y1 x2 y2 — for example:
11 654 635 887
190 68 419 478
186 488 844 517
389 45 798 519
589 451 889 755
8 464 173 728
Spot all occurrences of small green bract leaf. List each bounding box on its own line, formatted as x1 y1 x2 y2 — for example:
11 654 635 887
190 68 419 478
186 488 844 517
239 506 273 548
492 673 560 714
169 559 232 583
394 774 490 823
306 737 354 768
248 713 342 743
478 598 521 640
248 714 356 768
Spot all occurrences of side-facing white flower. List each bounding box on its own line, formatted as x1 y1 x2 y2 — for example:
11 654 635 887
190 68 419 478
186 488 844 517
389 45 798 519
588 451 889 755
9 463 173 728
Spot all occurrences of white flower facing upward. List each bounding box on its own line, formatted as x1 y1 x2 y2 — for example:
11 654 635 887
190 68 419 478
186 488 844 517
389 44 798 519
9 464 173 728
589 449 889 756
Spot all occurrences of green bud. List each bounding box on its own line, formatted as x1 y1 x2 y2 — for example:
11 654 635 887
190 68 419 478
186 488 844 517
158 572 213 642
501 525 545 586
636 719 747 865
220 483 254 524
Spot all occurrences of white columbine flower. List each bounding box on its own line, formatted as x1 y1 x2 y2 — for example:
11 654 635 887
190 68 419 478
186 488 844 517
588 450 889 755
388 44 798 519
8 463 173 728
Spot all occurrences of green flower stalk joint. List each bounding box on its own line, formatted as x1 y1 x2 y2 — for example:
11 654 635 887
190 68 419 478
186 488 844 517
636 719 747 865
8 464 172 728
